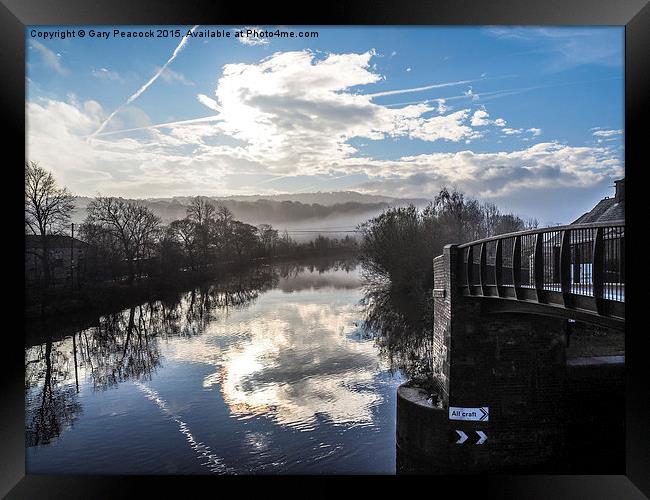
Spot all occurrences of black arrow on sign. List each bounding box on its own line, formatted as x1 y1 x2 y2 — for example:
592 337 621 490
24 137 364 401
479 407 489 421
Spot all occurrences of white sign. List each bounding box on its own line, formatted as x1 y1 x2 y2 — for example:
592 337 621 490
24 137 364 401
449 406 489 421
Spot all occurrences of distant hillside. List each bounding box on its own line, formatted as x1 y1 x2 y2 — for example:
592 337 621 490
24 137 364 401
71 192 430 229
223 191 427 206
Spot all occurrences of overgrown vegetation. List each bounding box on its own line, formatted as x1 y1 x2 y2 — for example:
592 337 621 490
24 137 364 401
358 187 537 385
358 187 536 308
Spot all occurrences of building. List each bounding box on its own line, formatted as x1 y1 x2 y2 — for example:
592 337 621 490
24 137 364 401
528 179 625 290
568 178 625 287
572 178 625 224
25 234 88 286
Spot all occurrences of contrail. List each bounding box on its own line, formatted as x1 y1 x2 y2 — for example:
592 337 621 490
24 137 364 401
366 79 476 98
367 74 518 99
92 114 222 138
89 25 199 139
382 76 623 107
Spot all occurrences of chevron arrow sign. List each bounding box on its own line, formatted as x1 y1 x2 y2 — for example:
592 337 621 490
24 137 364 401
453 430 488 445
449 406 489 421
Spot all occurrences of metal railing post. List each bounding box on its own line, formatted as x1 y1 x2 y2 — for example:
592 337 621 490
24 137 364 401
593 227 604 314
466 246 473 293
495 238 503 296
534 231 544 302
560 229 572 308
513 235 521 299
452 222 623 321
479 242 480 295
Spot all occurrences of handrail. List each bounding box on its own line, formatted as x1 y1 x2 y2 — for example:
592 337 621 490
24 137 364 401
455 221 625 322
457 220 624 249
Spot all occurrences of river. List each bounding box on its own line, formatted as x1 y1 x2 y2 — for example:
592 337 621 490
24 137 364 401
25 259 408 474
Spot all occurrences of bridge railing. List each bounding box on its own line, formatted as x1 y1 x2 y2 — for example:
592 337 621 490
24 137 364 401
457 221 624 320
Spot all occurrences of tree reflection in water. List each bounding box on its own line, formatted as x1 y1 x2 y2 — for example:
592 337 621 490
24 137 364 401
25 265 279 447
276 257 359 279
360 282 435 389
25 336 82 446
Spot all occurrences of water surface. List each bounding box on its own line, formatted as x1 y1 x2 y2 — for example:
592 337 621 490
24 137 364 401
25 260 407 474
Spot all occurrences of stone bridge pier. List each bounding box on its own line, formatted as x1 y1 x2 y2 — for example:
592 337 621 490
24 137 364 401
397 244 569 472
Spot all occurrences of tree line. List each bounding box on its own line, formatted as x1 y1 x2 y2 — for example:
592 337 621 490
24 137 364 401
358 187 538 321
25 161 358 296
356 187 538 390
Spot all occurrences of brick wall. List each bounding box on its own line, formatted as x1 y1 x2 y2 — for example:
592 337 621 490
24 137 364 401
432 252 450 404
432 244 568 471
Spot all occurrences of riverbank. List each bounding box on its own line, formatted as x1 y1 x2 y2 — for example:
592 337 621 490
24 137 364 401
24 253 358 346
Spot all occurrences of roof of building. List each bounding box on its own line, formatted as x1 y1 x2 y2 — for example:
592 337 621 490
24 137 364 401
572 198 624 224
572 178 625 225
25 234 88 249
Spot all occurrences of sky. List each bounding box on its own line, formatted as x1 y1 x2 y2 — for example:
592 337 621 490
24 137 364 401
26 26 624 224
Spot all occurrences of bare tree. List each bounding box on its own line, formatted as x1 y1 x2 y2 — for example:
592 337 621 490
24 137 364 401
78 221 123 282
187 196 216 227
169 218 198 270
212 204 234 257
215 204 233 225
85 197 161 283
25 161 75 288
231 221 258 262
258 224 279 256
186 197 216 268
130 204 161 277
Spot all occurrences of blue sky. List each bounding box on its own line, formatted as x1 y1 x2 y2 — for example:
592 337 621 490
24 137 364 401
26 26 624 224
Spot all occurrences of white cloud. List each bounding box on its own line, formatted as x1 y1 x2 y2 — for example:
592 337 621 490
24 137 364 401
92 67 122 82
484 27 623 70
27 96 234 197
406 67 412 72
470 108 507 127
502 127 523 135
30 40 67 75
410 109 482 142
27 49 622 203
195 49 483 171
592 129 622 137
527 127 543 136
158 67 194 86
348 142 623 199
196 93 221 111
471 109 490 126
464 86 480 101
235 26 271 46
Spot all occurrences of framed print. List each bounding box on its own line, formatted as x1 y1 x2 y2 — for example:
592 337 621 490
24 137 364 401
4 0 649 496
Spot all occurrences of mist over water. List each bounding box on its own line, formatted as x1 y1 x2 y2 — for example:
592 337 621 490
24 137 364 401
68 192 431 242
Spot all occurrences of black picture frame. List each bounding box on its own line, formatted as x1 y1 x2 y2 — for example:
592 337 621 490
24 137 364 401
4 0 648 496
